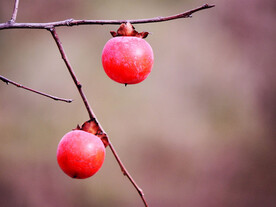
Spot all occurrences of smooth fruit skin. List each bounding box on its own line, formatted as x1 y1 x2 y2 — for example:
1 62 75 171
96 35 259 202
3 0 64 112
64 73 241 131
57 130 105 179
102 36 154 84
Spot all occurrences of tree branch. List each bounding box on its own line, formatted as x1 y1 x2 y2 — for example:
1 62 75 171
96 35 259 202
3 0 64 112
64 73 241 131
48 27 149 207
1 2 215 206
0 4 215 30
0 75 72 103
9 0 20 23
108 141 148 206
49 27 95 120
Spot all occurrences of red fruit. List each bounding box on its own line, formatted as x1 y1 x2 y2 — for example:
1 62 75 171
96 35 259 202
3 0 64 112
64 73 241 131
102 36 154 85
57 130 105 179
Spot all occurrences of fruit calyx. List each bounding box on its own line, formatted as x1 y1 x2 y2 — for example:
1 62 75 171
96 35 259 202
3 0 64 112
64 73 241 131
110 22 149 39
75 119 109 147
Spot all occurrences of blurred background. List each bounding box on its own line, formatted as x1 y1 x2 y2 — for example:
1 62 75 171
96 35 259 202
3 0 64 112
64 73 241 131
0 0 275 206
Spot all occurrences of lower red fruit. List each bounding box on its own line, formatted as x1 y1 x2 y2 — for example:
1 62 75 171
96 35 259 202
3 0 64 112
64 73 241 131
57 130 105 179
102 36 154 85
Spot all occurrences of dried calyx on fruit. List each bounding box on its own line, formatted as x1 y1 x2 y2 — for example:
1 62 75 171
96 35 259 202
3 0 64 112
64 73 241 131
76 119 109 147
110 22 149 38
57 119 109 179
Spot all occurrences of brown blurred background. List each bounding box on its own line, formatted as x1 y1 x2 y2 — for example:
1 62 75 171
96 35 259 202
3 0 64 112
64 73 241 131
0 0 275 206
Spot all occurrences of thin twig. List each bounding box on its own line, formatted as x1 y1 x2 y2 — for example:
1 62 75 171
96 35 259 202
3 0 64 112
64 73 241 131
49 27 94 120
48 27 149 207
0 4 215 30
108 142 148 206
0 75 73 103
9 0 20 23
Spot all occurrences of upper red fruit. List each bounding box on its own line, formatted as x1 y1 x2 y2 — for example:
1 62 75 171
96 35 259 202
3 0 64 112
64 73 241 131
57 130 105 179
102 36 154 85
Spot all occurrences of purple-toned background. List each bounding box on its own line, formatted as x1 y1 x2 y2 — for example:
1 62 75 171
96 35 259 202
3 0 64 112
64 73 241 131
0 0 275 206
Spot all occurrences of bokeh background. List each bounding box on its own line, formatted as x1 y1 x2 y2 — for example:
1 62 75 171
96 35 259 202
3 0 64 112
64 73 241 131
0 0 275 206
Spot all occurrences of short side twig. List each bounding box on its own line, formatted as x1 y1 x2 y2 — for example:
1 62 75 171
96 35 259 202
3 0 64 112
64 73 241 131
0 4 215 30
9 0 20 23
0 75 72 103
48 27 149 207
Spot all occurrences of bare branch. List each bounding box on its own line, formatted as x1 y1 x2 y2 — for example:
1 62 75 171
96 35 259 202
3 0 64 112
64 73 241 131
128 3 215 24
0 4 215 206
0 4 215 30
9 0 20 23
49 27 149 207
0 75 73 103
49 27 94 119
108 141 148 206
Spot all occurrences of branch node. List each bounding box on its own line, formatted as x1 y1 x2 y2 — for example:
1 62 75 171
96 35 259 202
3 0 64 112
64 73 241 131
77 82 82 89
138 188 145 196
7 20 14 25
204 3 214 8
65 18 74 26
122 169 127 176
46 26 55 32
